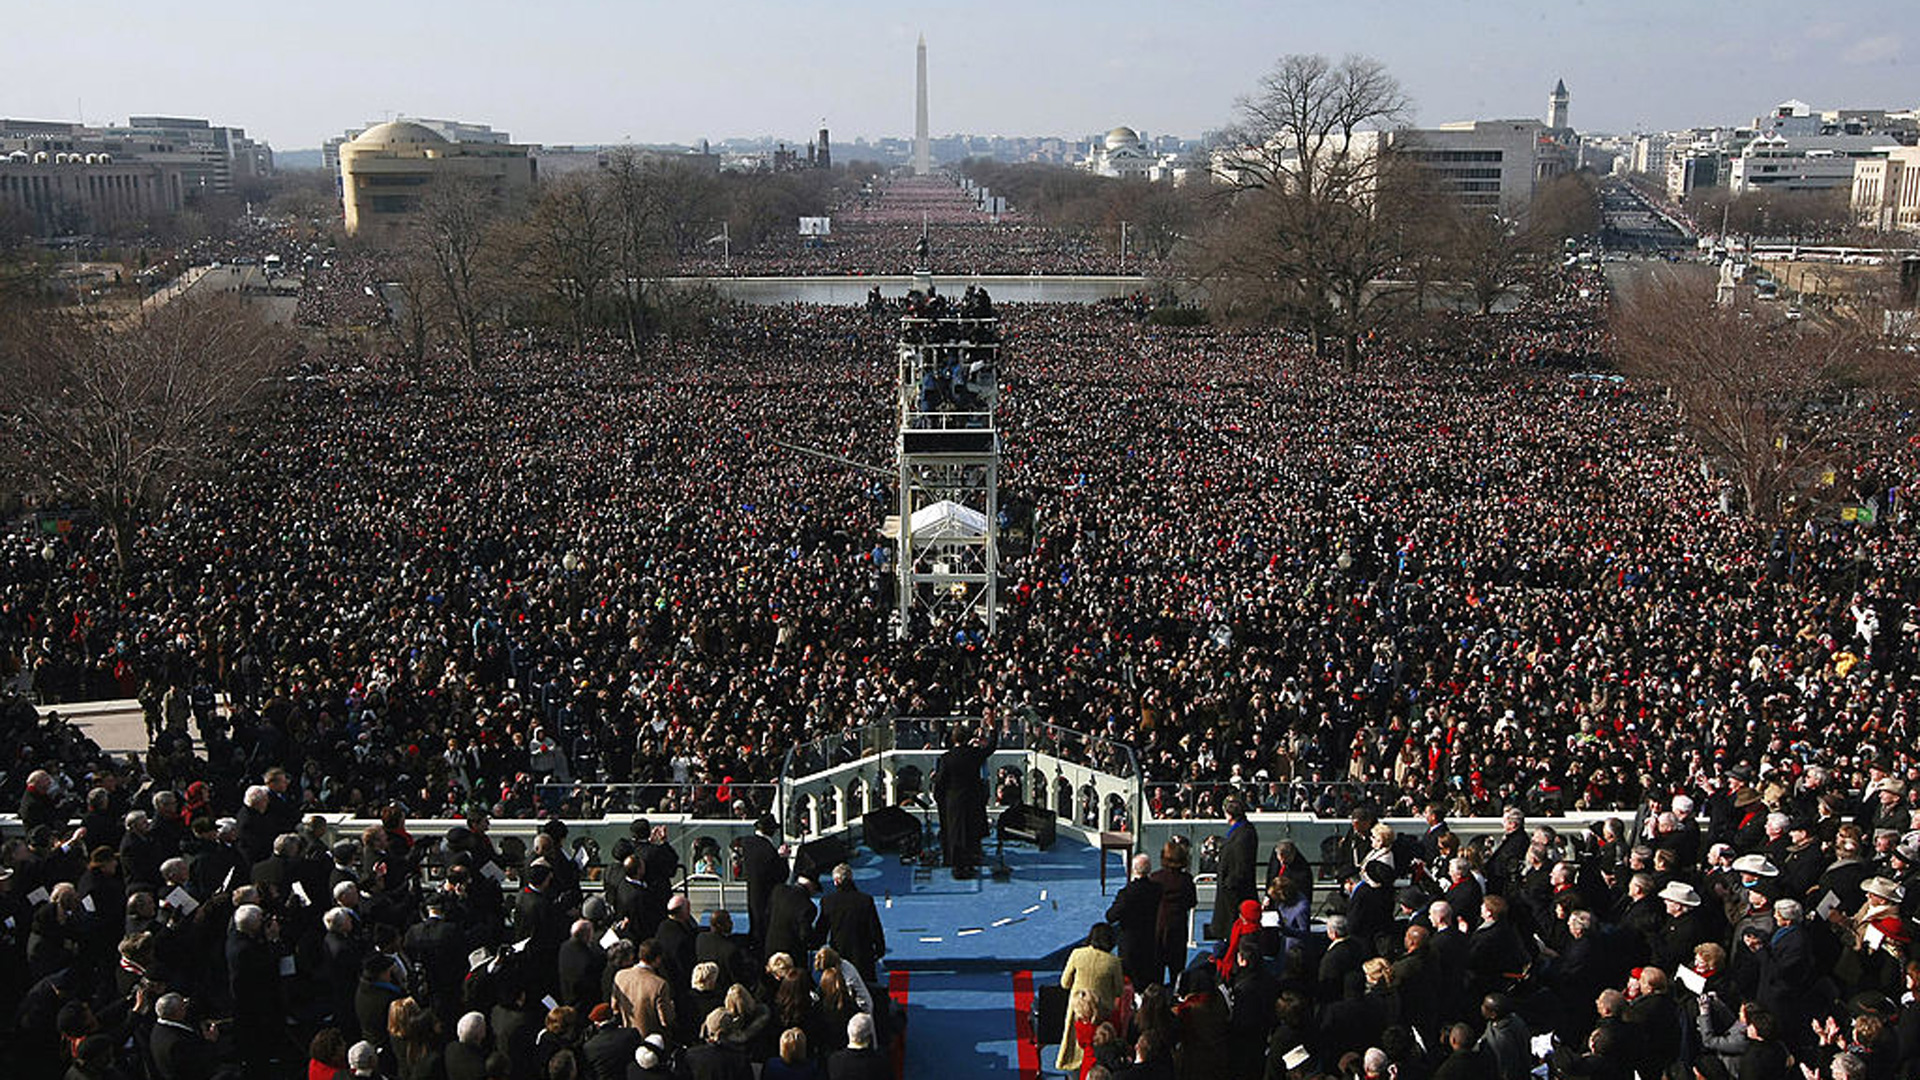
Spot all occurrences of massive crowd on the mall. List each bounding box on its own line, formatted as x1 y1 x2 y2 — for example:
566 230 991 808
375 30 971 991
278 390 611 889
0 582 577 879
6 204 1920 1078
669 176 1152 277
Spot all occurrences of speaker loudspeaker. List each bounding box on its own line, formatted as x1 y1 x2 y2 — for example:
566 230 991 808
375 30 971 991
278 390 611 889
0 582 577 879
997 803 1057 851
794 835 850 882
862 806 923 856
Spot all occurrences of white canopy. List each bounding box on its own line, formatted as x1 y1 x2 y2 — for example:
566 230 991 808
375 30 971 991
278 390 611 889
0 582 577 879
908 499 988 541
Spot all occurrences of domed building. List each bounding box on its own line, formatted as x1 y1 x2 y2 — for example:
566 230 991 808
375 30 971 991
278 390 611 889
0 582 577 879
1079 125 1164 180
338 119 535 239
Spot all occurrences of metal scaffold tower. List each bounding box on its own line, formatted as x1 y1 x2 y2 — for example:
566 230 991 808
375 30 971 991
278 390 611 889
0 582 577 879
888 261 1001 641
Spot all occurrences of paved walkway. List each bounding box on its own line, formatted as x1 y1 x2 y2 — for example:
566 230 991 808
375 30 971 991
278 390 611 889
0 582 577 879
39 697 165 756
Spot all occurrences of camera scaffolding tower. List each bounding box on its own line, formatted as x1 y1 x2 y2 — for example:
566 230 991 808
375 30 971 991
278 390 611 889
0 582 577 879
889 262 1001 641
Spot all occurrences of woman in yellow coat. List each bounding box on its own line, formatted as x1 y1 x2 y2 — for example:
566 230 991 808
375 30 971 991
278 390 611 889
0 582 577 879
1057 922 1125 1071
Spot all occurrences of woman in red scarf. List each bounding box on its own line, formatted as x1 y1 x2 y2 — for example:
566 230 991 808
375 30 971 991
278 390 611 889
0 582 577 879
182 781 211 828
1217 898 1262 980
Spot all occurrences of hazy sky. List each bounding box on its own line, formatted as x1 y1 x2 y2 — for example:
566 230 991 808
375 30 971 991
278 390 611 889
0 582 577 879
7 0 1912 150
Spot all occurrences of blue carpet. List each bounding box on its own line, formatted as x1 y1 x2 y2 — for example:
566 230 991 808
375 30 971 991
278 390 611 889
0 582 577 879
900 970 1027 1077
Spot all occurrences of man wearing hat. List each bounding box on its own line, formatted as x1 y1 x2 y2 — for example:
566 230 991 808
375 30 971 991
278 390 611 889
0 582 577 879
628 1032 676 1080
580 1002 641 1080
1888 835 1920 920
1655 881 1709 973
1779 818 1825 900
1865 778 1908 838
1820 836 1875 915
1729 782 1770 854
406 893 469 1029
1843 877 1909 959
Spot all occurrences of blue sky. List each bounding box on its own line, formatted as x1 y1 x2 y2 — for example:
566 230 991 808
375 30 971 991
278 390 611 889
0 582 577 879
6 0 1911 149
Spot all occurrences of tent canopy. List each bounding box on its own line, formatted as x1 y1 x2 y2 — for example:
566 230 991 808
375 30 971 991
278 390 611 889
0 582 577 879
908 499 987 541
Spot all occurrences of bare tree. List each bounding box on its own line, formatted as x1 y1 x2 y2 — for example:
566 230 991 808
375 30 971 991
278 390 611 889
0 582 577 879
1444 209 1534 316
0 296 291 571
1192 54 1413 367
389 251 436 370
1527 172 1600 248
1612 276 1888 521
527 173 616 351
410 176 501 371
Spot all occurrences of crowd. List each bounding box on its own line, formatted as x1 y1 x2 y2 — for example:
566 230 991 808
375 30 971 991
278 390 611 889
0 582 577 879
1072 790 1920 1079
674 176 1154 277
6 206 1920 1075
3 741 901 1080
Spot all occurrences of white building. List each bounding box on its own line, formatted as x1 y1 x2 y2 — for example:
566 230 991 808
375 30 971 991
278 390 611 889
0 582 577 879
1728 132 1898 195
1853 146 1920 232
1389 118 1576 216
1079 126 1183 181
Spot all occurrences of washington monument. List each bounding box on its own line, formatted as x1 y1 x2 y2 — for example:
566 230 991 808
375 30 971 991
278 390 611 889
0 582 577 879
914 34 931 175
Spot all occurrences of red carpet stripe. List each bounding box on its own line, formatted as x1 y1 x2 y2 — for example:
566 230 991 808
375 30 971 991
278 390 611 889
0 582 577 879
1012 969 1039 1080
888 971 910 1077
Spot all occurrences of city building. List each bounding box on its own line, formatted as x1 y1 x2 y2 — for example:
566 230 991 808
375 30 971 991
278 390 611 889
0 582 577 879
1077 126 1159 180
337 120 536 240
1727 132 1899 195
0 112 268 232
0 148 183 236
1213 81 1579 216
1756 99 1822 137
1852 146 1920 232
1391 118 1576 215
102 117 273 195
0 115 269 235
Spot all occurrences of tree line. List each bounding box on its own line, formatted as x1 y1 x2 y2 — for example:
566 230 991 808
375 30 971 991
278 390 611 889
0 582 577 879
388 153 872 368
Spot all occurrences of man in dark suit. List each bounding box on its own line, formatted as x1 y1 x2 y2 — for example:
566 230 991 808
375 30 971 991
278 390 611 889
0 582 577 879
695 909 754 994
1418 802 1453 865
557 917 607 1012
764 875 818 965
1467 895 1531 1000
1391 924 1441 1047
934 723 997 877
512 864 566 998
1485 807 1530 895
737 815 787 955
406 894 471 1030
827 1013 891 1080
580 1004 641 1080
444 1012 492 1080
1209 796 1258 939
319 906 367 1038
1425 900 1471 1026
604 854 661 944
634 820 682 899
355 953 407 1054
149 992 220 1080
1754 897 1814 1032
1314 915 1366 1002
817 862 889 985
1442 857 1485 932
1106 853 1163 991
225 903 287 1072
654 895 700 1016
